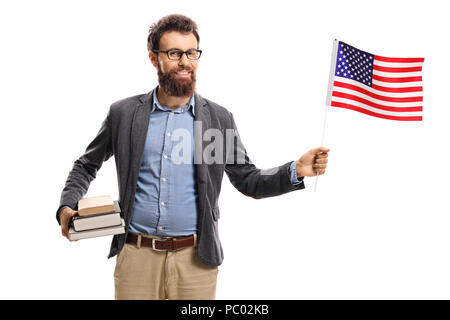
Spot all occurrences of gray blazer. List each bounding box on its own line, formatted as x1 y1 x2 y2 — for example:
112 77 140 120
56 88 305 266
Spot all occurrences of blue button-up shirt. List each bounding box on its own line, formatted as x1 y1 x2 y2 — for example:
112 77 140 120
128 87 198 236
129 86 302 236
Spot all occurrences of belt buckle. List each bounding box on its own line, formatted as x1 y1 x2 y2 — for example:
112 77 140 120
152 238 167 251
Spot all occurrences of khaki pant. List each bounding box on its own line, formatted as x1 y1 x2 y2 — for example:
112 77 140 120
114 233 219 300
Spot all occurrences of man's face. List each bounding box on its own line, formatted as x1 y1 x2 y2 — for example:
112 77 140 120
149 31 199 97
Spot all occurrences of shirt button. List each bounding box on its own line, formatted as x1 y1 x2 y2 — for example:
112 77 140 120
163 155 168 159
161 201 165 206
167 132 171 137
162 178 166 182
158 226 164 231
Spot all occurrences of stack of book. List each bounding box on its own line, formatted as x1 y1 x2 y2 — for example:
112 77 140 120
69 195 125 241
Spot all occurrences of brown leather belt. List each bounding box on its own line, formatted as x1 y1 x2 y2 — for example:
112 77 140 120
126 233 195 251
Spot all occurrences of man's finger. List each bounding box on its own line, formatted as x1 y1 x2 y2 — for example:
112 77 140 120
316 153 328 159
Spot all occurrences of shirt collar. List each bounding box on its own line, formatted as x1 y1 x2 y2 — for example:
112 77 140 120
152 86 196 116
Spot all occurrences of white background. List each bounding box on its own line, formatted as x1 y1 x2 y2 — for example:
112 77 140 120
0 0 448 299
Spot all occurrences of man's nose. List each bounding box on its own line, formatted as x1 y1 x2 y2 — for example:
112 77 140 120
178 52 189 65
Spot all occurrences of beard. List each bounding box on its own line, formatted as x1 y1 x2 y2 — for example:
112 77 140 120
157 62 196 97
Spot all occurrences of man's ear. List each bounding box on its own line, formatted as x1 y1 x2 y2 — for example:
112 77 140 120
149 51 158 68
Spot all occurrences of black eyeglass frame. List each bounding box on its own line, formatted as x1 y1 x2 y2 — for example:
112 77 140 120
152 48 203 60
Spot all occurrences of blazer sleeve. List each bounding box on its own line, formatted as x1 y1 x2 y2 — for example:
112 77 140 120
224 112 305 199
56 108 113 224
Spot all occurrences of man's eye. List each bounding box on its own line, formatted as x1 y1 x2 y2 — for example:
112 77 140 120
187 50 196 55
169 51 181 57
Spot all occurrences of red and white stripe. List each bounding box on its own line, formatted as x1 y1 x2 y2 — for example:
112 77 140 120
330 54 424 121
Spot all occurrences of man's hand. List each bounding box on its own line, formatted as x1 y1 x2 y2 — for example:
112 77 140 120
59 207 78 241
296 146 330 177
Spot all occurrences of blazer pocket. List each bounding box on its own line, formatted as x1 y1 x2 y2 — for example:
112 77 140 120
212 206 220 221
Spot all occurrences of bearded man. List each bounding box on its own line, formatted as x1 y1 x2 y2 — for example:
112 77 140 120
56 13 330 300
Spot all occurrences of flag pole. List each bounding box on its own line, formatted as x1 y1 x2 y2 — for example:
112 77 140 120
314 39 338 192
313 105 329 192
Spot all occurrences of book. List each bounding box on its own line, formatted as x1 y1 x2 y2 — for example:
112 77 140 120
72 201 121 232
78 195 115 216
68 218 125 241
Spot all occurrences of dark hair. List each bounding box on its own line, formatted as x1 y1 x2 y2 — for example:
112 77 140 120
147 14 200 51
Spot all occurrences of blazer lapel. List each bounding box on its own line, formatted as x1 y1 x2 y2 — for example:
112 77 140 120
131 90 153 171
125 89 153 216
194 92 210 216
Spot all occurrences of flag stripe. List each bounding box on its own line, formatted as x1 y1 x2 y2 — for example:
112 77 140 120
371 83 422 93
331 97 423 115
332 91 423 111
373 61 423 68
371 79 423 88
333 88 422 107
372 70 422 78
335 78 422 96
331 101 423 121
373 55 425 63
372 74 422 83
372 65 422 73
333 81 423 102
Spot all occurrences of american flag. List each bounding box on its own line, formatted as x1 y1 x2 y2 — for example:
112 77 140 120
326 40 424 121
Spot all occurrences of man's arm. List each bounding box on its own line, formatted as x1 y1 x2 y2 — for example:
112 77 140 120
224 112 305 199
56 108 113 225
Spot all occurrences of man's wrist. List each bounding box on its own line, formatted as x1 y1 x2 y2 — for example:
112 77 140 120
58 206 70 217
289 161 303 185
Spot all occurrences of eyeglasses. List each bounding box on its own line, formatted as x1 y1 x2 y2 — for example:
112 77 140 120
152 48 202 61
